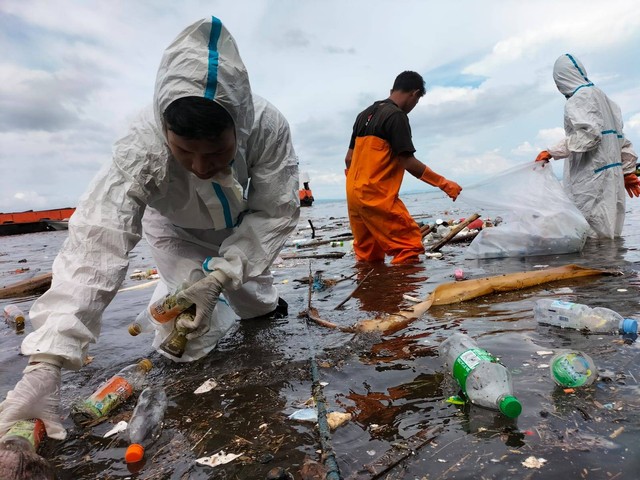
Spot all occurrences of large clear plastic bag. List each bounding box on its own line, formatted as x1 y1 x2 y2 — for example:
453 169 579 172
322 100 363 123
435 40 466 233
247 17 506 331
459 162 589 259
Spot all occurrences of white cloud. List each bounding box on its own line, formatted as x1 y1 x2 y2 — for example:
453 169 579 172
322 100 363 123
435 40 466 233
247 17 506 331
1 0 639 209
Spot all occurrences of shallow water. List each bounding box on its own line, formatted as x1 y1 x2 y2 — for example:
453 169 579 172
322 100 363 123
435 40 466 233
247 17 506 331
1 190 640 479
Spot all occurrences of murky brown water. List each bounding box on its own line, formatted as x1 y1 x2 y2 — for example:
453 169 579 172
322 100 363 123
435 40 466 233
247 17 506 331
2 191 640 479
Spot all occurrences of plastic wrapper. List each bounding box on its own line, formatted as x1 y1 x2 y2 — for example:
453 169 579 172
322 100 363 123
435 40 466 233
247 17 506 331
459 162 589 259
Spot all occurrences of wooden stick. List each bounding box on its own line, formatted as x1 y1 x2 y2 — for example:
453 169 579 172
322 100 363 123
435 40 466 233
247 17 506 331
334 269 373 310
428 213 480 252
420 223 432 239
281 252 346 260
0 272 52 299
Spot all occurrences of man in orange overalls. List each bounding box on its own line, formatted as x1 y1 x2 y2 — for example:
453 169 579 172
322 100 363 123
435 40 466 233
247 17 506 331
344 71 462 264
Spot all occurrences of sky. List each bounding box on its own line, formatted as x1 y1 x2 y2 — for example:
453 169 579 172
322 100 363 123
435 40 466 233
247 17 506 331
2 0 640 212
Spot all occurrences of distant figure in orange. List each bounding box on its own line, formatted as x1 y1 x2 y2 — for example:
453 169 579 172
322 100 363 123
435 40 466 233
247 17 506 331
344 71 461 264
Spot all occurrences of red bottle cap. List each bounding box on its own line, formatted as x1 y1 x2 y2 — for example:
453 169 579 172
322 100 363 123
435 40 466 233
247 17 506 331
125 443 145 463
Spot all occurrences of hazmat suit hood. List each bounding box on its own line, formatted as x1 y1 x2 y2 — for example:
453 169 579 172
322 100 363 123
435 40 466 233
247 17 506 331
153 16 254 154
553 54 593 98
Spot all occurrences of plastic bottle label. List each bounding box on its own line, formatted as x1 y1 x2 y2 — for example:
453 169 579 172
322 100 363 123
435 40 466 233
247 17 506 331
4 419 46 450
550 353 593 387
149 295 190 323
80 376 134 418
549 300 575 310
452 348 496 393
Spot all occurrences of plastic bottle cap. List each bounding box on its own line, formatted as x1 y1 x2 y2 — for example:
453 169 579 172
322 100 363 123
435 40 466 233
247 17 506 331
622 318 638 334
128 323 142 336
138 359 153 372
125 443 145 463
499 395 522 418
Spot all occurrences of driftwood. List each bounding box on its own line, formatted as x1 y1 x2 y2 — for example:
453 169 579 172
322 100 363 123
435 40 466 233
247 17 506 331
428 213 480 252
307 264 614 334
0 272 52 299
281 252 346 260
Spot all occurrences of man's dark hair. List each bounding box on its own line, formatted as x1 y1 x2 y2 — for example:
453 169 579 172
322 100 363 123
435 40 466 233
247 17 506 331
392 71 426 97
163 96 234 139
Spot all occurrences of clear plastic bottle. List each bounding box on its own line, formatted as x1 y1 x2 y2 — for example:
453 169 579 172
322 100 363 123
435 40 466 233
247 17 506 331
70 359 153 425
128 283 193 336
549 350 597 388
3 304 26 332
534 299 638 334
0 419 46 452
439 332 522 418
125 386 168 464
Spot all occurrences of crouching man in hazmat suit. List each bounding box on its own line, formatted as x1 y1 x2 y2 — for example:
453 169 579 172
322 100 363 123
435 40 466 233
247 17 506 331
0 16 300 441
536 53 638 238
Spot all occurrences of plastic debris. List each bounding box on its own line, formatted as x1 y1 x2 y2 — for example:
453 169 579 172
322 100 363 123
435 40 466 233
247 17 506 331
402 294 422 303
536 351 553 356
326 411 351 430
103 420 128 438
446 395 465 405
454 269 465 281
194 378 218 394
522 456 547 469
288 408 318 422
195 451 243 467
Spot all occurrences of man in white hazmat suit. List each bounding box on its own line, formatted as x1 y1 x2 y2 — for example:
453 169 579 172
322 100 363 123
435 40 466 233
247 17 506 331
0 17 299 440
535 53 639 238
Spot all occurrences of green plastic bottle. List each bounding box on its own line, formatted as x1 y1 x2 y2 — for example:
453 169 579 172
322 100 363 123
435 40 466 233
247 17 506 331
440 332 522 418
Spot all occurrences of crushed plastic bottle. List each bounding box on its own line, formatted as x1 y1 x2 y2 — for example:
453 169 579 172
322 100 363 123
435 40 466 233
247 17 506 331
549 350 597 388
3 304 26 332
125 386 168 464
0 419 55 479
70 359 153 425
440 332 522 418
534 299 637 334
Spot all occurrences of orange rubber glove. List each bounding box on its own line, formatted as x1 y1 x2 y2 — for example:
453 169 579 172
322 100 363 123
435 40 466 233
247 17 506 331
420 166 462 201
624 173 640 198
535 150 552 162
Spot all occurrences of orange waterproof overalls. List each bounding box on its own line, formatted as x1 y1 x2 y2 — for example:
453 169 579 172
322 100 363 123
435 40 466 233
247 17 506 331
346 135 424 264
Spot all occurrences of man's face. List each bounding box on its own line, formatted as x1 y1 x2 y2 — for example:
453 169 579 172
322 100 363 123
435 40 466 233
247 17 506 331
166 127 236 179
405 90 422 113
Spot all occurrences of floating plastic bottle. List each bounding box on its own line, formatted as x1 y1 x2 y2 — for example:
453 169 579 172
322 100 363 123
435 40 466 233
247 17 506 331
3 304 26 332
534 299 637 335
0 419 46 452
439 332 522 418
158 306 195 358
70 359 153 425
549 350 597 388
125 386 168 464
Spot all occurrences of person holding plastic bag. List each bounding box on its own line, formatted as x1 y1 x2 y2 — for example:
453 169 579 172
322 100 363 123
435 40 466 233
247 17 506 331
0 17 299 441
535 53 638 238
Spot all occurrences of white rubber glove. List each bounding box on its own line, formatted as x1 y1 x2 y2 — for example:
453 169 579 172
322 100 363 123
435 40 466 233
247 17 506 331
0 361 66 440
175 270 229 340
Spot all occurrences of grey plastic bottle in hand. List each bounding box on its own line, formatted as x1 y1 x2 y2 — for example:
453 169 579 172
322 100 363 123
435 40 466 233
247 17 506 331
439 332 522 418
534 299 637 334
125 386 168 464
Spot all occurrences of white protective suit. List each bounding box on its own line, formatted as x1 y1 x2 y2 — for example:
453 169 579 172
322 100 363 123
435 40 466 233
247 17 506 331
546 53 637 238
22 17 300 367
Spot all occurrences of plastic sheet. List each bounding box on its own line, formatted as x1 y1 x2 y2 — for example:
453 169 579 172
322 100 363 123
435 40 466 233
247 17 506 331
459 162 589 259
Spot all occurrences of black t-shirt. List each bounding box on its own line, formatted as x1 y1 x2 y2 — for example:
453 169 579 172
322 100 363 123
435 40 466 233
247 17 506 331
348 99 415 155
